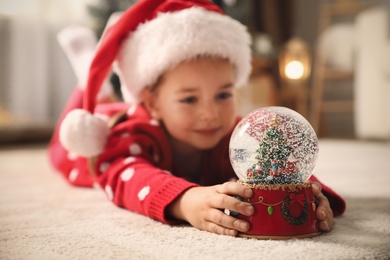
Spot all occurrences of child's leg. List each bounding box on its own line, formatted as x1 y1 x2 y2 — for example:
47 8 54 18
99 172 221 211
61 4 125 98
48 26 103 187
57 25 114 102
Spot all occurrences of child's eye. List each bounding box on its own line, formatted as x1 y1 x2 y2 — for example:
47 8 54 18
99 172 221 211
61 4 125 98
180 96 198 104
216 91 232 100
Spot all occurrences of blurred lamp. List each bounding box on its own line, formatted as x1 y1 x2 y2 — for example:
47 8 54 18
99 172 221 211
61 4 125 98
279 37 311 85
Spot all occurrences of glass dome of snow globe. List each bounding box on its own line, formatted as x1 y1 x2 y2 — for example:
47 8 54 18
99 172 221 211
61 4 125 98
229 106 318 185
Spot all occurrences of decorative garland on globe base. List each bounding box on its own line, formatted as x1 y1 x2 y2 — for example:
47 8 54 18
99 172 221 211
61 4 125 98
228 106 321 239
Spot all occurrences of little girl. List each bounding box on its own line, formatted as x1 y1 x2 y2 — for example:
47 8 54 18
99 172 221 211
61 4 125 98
49 0 345 236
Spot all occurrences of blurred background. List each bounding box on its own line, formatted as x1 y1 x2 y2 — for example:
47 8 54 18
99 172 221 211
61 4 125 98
0 0 389 144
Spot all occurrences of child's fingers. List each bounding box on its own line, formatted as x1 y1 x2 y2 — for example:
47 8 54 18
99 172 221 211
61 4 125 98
311 182 322 195
205 209 250 235
314 191 334 232
216 181 253 198
319 209 334 232
210 192 254 216
319 217 334 232
204 221 237 236
315 192 332 220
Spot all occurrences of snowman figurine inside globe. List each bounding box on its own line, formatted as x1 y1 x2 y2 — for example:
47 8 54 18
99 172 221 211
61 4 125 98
229 106 320 239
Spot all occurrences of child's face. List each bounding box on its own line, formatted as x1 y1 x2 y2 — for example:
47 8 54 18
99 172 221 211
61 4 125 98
145 57 237 150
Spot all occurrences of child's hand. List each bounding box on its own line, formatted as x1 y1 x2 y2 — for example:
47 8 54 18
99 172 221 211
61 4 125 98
168 182 254 236
311 182 334 232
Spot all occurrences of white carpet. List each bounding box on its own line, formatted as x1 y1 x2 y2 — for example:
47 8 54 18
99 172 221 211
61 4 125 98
1 140 389 260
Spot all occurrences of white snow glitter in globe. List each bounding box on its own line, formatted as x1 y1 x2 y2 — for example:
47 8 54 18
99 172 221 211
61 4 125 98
229 107 318 185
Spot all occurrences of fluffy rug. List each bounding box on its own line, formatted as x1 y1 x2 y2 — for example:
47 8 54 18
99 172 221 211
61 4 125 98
0 140 389 260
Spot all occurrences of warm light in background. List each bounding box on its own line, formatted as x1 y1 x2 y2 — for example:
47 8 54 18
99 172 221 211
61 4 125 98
279 37 311 84
284 60 305 80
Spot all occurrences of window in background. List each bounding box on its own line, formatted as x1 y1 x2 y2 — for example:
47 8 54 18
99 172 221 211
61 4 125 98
0 0 91 143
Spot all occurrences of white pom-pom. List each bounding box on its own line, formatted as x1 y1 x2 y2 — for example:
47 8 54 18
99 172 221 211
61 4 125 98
59 109 110 157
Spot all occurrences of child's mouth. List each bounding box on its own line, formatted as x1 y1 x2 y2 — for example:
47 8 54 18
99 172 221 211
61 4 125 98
195 128 221 136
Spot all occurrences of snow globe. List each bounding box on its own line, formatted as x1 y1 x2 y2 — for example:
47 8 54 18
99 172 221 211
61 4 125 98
228 106 320 239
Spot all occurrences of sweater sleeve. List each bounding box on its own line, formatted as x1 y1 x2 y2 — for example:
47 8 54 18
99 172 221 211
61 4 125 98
95 156 197 223
309 175 346 217
92 110 198 224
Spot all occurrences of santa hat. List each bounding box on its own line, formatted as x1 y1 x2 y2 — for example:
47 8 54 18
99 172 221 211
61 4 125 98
60 0 252 157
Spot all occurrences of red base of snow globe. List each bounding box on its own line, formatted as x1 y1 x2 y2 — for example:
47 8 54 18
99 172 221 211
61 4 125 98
231 181 320 239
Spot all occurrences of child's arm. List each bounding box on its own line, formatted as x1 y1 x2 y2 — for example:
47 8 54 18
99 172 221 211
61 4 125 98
94 156 198 223
167 181 339 236
120 170 336 236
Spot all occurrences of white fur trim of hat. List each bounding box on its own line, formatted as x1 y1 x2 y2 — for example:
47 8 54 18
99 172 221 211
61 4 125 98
115 7 252 103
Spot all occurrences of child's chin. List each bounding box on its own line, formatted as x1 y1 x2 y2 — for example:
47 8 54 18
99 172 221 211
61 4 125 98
194 139 222 150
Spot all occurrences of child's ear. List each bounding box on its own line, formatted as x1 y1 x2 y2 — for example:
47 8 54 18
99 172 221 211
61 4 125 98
140 88 160 119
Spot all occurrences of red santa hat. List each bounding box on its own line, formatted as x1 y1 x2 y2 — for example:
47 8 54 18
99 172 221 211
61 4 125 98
60 0 252 157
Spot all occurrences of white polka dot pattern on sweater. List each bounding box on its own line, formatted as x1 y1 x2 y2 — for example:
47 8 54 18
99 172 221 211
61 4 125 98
121 132 131 138
105 185 114 201
121 168 134 182
123 157 136 165
93 182 101 190
129 143 142 155
69 169 79 182
138 186 150 201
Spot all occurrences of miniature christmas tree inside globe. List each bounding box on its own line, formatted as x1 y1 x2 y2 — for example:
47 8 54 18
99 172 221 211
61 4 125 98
229 107 318 185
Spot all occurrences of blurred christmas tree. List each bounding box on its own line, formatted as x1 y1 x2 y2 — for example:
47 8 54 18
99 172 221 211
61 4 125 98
87 0 249 38
87 0 137 37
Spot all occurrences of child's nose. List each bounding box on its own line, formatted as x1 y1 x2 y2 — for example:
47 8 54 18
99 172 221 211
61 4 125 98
199 102 219 122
